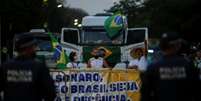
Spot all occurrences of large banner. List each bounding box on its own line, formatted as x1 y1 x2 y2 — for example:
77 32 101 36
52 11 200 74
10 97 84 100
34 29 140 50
50 69 141 101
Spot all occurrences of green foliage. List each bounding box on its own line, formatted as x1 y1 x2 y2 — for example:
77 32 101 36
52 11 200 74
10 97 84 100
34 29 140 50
106 0 143 27
47 2 89 32
0 0 47 33
0 0 89 33
107 0 200 41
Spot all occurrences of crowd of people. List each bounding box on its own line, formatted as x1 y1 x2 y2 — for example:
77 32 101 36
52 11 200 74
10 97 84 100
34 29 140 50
64 32 201 101
0 32 200 101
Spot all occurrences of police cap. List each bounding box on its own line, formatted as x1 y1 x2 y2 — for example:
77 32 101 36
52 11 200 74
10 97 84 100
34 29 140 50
159 32 181 50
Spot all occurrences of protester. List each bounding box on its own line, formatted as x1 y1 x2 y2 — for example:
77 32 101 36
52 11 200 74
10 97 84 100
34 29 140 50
67 51 78 68
87 48 109 68
141 32 199 101
0 34 56 101
128 48 148 71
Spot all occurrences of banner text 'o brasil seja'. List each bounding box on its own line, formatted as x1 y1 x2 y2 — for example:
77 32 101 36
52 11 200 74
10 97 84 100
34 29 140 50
50 69 141 101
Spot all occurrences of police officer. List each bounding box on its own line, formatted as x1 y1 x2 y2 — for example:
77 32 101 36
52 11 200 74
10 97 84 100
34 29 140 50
141 32 199 101
0 34 56 101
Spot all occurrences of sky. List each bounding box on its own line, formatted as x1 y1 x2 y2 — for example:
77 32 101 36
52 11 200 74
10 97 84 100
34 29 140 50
65 0 120 15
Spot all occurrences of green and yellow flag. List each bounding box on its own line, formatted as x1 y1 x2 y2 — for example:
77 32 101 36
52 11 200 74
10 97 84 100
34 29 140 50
104 13 124 39
49 32 68 69
56 48 68 69
48 32 59 51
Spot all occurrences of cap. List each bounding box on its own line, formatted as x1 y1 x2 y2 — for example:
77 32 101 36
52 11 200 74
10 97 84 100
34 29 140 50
15 34 37 51
161 32 180 42
159 32 181 50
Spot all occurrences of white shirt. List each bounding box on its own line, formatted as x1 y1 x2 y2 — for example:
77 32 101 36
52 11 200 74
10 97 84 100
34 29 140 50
78 63 87 69
195 58 201 69
89 57 104 69
67 62 78 68
128 56 148 71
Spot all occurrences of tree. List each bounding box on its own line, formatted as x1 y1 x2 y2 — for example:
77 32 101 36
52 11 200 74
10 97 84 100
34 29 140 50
0 0 47 60
106 0 151 28
47 6 89 32
0 0 46 31
107 0 201 42
143 0 198 40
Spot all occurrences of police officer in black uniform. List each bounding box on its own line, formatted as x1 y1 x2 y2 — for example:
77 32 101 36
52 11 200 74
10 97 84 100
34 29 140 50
141 32 199 101
0 34 56 101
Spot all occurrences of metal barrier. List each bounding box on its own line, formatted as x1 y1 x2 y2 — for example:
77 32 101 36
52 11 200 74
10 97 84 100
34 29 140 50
50 68 141 101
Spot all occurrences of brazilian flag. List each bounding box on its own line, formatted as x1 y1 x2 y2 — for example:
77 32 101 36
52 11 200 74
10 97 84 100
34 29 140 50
104 13 124 39
48 32 59 51
55 46 68 69
49 32 68 69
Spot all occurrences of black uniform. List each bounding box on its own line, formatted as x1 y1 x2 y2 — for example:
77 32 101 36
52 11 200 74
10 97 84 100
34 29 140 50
0 57 56 101
141 53 199 101
0 33 56 101
141 32 200 101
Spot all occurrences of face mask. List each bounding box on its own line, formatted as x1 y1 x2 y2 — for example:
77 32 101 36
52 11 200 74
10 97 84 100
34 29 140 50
74 56 78 61
95 55 99 59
